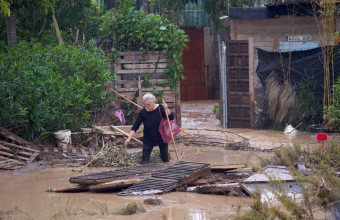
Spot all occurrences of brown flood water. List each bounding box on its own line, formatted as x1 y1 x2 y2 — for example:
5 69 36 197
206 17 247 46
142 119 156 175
1 100 338 219
0 165 252 220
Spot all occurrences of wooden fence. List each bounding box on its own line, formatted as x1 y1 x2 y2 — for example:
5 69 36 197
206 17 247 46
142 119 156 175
112 51 181 125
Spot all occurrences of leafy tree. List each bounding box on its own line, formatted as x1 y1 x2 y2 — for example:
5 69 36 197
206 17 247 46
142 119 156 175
0 0 10 16
1 0 54 47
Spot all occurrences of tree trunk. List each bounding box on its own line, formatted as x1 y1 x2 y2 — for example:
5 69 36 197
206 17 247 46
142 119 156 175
6 11 17 48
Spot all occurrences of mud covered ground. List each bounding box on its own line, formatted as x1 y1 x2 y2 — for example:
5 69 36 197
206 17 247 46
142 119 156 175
1 100 339 220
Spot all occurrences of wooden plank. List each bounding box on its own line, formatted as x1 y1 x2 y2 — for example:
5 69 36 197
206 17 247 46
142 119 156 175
118 51 165 56
110 125 143 145
89 178 143 191
0 155 25 164
123 63 167 69
117 68 165 74
115 58 167 64
114 79 170 87
115 86 172 93
187 183 240 193
46 185 89 193
119 54 165 61
211 164 246 171
0 160 24 170
0 141 40 153
0 145 34 158
0 128 38 149
0 150 29 161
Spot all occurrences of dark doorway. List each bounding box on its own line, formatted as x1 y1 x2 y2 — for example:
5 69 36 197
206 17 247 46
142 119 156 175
180 27 206 101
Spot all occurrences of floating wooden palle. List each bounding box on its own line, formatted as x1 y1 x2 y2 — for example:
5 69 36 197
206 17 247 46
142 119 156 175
118 161 211 196
69 163 168 185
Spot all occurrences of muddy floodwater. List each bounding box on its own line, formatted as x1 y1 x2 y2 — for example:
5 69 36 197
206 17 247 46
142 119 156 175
1 100 338 220
0 166 253 220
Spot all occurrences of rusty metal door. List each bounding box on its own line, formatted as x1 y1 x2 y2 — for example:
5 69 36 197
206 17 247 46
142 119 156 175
226 40 251 128
180 27 206 101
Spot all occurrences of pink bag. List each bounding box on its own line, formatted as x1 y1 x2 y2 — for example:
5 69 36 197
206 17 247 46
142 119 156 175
158 106 180 143
114 110 126 125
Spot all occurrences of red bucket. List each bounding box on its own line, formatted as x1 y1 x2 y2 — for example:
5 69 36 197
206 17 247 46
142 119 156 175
316 133 328 143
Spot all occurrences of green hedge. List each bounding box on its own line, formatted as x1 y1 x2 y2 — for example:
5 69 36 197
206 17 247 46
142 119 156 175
0 41 113 141
325 76 340 132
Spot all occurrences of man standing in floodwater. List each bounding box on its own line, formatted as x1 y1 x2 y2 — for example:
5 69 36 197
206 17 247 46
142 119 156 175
124 93 174 164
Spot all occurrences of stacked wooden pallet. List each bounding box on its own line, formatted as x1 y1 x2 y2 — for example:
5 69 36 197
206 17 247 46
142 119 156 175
0 128 40 170
113 51 176 113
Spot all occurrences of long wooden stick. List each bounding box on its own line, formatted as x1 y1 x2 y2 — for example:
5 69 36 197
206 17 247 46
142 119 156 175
110 125 143 145
108 88 142 109
163 99 179 161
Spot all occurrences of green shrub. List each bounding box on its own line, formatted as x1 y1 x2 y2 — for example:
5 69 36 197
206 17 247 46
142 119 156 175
325 76 340 132
0 41 113 141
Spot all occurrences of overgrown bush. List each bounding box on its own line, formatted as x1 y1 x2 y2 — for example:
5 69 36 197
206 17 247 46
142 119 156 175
325 76 340 132
290 74 323 129
0 41 114 141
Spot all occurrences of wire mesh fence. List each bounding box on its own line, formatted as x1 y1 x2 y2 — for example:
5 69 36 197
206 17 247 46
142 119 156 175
254 45 340 129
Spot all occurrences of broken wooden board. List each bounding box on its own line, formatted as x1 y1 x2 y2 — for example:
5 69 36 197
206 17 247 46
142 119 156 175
89 178 143 191
0 127 38 149
211 164 246 172
187 183 241 195
0 158 25 170
46 185 89 193
110 125 143 145
118 161 211 196
69 163 167 185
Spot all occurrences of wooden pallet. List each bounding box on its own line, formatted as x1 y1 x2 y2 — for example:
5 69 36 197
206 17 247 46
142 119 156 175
69 163 168 185
113 51 176 113
118 161 211 196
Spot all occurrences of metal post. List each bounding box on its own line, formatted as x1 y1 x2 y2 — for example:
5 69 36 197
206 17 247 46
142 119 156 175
221 41 227 128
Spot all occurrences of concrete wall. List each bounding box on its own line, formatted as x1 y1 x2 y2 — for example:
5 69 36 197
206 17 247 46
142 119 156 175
231 15 323 51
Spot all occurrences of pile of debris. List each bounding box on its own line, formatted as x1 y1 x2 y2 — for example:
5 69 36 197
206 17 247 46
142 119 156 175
47 162 307 202
47 161 253 197
176 128 257 151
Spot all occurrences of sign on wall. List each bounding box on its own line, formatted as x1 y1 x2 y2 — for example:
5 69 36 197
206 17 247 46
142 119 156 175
286 35 312 41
